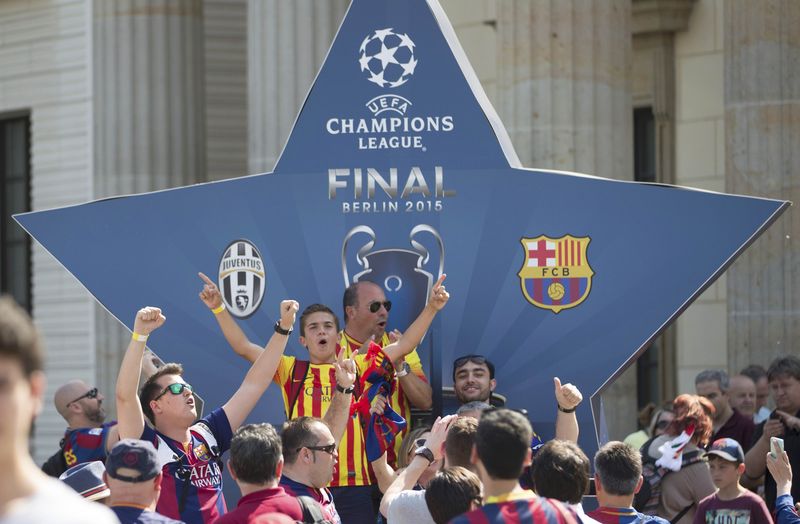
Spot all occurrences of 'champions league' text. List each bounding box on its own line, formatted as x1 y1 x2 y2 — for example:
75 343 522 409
328 166 455 214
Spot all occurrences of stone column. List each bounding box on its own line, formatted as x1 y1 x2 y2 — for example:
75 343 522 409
496 0 632 181
92 0 207 399
496 0 633 439
247 0 348 174
725 0 800 371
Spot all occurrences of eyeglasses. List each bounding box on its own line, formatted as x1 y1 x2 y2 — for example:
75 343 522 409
368 300 392 313
655 419 671 430
154 382 194 401
299 443 337 455
67 387 98 406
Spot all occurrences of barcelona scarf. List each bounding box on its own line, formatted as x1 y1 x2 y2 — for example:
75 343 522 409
350 341 407 461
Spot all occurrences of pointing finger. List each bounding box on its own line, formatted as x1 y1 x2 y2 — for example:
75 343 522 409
198 272 215 286
434 274 447 289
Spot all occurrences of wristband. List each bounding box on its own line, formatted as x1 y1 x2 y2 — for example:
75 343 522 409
558 404 576 413
336 383 355 394
414 447 435 464
132 332 149 342
211 304 225 315
274 320 293 336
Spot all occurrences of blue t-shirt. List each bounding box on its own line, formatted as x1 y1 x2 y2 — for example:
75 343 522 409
111 505 185 524
63 421 117 467
141 408 233 524
589 506 670 524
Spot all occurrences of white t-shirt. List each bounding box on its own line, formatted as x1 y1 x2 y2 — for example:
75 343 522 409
0 477 119 524
387 490 435 524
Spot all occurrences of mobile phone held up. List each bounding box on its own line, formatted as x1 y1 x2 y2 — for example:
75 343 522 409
770 436 785 459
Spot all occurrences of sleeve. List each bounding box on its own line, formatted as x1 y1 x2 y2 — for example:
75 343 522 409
140 423 158 444
775 494 800 524
752 420 765 449
741 418 756 452
275 354 295 385
750 494 776 524
201 407 234 453
404 348 428 381
692 497 709 524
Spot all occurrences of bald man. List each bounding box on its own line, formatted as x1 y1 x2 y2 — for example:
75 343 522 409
53 380 119 470
729 374 758 419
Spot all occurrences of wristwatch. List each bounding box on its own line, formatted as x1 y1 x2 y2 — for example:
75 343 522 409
396 361 411 378
414 446 435 464
274 320 293 336
336 383 355 394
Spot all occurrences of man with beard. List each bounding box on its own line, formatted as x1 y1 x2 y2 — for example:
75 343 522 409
54 380 119 469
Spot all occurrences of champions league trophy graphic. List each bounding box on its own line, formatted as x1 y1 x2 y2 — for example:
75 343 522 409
342 224 444 338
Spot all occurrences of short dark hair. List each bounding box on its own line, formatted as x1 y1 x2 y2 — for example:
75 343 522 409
0 296 43 377
475 408 532 480
342 281 382 323
695 369 730 391
139 363 184 425
299 304 339 337
741 364 767 383
425 467 482 524
594 441 642 496
445 416 478 470
281 417 328 465
532 440 590 504
230 423 282 485
452 355 495 380
767 356 800 383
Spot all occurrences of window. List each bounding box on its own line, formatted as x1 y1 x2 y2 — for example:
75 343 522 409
0 115 32 311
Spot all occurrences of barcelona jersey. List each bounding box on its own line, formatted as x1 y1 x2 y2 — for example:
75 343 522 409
141 407 233 524
274 352 373 487
62 421 116 468
449 492 577 524
339 331 427 465
280 475 342 524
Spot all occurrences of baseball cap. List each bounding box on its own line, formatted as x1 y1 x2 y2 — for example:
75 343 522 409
106 438 161 482
704 438 745 463
59 461 111 501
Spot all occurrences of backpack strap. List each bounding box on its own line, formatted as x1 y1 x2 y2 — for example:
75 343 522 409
297 495 328 524
288 359 310 419
670 502 696 524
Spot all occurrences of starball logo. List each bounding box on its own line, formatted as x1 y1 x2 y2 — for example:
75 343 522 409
324 28 455 152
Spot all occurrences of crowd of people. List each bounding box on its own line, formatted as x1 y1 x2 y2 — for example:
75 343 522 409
0 274 799 524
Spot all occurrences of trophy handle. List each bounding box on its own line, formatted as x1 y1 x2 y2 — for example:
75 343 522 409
341 225 377 287
409 224 444 280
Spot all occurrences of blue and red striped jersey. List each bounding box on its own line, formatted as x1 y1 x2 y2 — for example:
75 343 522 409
141 407 233 524
62 421 116 468
280 474 341 524
449 492 577 524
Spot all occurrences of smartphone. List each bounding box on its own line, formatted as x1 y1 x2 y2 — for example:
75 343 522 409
770 436 785 458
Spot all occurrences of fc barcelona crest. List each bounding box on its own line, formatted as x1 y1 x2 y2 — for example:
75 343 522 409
518 235 594 314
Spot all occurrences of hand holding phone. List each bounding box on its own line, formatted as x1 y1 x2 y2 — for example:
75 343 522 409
770 436 784 459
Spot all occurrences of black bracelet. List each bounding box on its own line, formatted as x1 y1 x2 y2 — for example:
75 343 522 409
558 404 576 413
336 383 355 394
274 320 293 336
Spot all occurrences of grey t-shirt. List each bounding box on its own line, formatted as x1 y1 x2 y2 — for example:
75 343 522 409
0 477 119 524
387 490 436 524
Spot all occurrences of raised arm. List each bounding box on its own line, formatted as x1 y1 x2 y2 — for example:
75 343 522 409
323 348 359 443
554 376 582 442
199 272 263 363
116 307 166 440
382 274 449 364
222 300 298 432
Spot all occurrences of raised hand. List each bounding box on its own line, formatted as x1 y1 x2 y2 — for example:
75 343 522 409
279 300 300 330
198 272 223 310
554 376 583 411
133 306 166 336
387 329 403 344
427 414 456 460
428 274 449 311
335 348 358 389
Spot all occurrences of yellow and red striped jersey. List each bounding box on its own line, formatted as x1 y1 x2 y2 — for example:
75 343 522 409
273 355 372 487
339 331 428 465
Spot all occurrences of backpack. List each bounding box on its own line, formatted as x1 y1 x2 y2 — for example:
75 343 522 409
297 496 333 524
41 438 68 477
633 436 705 519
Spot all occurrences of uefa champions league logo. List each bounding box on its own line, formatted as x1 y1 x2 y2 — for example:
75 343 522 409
358 28 417 88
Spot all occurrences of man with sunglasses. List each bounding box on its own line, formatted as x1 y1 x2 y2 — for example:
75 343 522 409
53 380 119 470
452 355 583 442
115 300 299 524
340 280 434 467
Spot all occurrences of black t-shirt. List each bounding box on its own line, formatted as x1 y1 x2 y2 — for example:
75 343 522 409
751 409 800 510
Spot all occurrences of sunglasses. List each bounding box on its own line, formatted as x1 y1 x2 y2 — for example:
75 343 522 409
414 438 427 449
154 382 194 401
299 443 337 455
454 355 488 368
368 300 392 313
67 387 99 406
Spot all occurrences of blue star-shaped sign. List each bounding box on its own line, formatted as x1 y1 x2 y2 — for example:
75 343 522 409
15 0 787 456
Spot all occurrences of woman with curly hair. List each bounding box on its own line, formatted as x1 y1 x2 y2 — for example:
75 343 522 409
643 394 716 524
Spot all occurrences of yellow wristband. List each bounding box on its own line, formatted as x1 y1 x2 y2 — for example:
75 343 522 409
211 304 225 315
132 332 149 342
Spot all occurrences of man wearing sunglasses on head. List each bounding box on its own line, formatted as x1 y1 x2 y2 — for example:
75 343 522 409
51 381 119 472
115 300 299 524
452 355 583 442
340 280 434 468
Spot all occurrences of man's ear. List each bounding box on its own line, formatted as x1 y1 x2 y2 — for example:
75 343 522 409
227 459 238 481
275 458 284 479
633 475 644 494
29 371 46 417
522 447 532 468
470 444 478 465
345 305 355 322
489 379 497 392
299 335 307 348
737 462 746 475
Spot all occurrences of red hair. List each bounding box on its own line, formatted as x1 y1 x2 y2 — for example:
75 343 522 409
667 394 715 446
